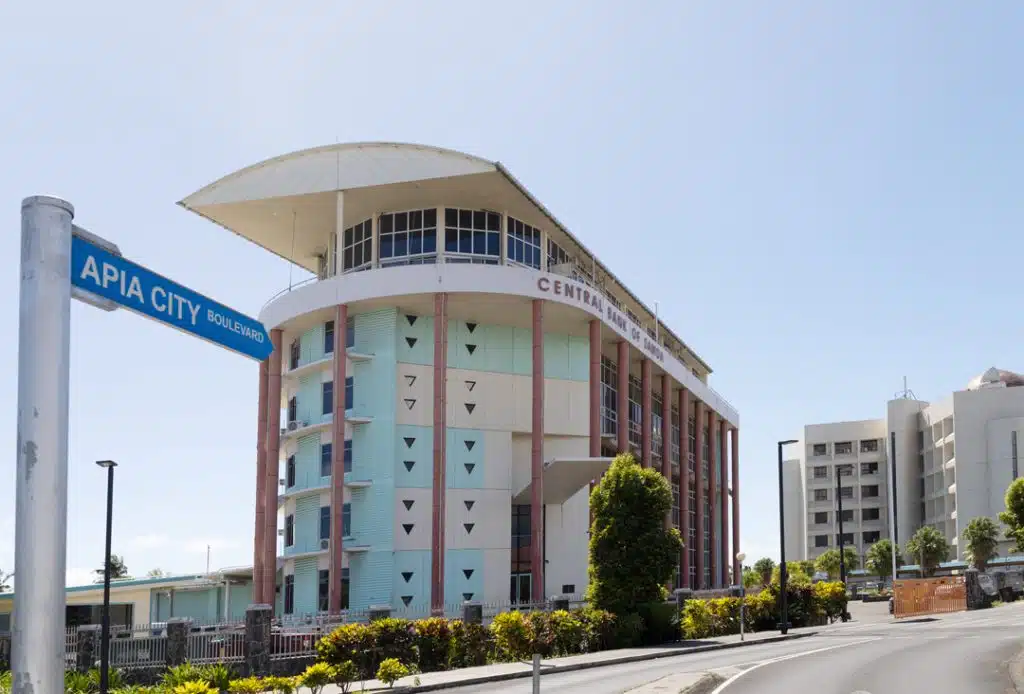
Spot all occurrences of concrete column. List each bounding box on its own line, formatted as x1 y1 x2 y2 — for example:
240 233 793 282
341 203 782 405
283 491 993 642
731 427 741 585
661 375 673 531
253 360 269 605
641 359 652 468
462 602 483 624
431 293 449 614
707 409 718 588
75 625 99 673
329 304 348 614
694 400 706 588
678 387 690 587
531 299 545 602
166 618 191 668
262 329 284 612
719 419 729 587
589 320 601 458
244 605 272 676
616 341 629 454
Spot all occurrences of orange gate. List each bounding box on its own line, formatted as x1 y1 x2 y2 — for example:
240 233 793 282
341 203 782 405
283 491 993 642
892 576 966 618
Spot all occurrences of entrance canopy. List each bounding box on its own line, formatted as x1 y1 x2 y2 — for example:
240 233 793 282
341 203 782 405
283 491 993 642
512 456 613 505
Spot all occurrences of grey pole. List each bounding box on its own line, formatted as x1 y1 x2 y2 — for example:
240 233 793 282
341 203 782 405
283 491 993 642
14 196 74 694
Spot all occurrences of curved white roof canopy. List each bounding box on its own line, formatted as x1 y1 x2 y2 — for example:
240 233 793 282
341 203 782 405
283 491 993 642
178 141 715 375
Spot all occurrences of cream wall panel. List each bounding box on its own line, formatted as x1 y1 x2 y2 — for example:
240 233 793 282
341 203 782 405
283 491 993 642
510 434 532 497
543 380 589 437
446 488 510 550
483 548 511 604
393 487 433 551
396 363 433 426
544 486 590 597
483 430 513 490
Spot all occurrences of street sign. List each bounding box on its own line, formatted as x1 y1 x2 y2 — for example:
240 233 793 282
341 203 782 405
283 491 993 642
70 233 273 360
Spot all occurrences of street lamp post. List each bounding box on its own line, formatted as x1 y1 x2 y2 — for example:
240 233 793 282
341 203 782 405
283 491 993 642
736 552 747 641
777 439 798 635
96 460 117 694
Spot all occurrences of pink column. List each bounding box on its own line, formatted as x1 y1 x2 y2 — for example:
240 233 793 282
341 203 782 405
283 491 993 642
589 320 601 458
328 304 348 614
531 299 545 602
661 375 672 529
678 388 691 588
719 419 729 587
694 400 705 588
262 329 283 611
640 359 652 468
253 360 269 604
431 293 449 614
707 409 718 588
616 341 629 454
731 427 741 586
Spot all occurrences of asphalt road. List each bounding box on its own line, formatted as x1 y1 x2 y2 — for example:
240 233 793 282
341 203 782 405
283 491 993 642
442 602 1024 694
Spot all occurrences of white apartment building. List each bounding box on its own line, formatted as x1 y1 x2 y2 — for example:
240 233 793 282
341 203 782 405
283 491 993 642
784 367 1024 567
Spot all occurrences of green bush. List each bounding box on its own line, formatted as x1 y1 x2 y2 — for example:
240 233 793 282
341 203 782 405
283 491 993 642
547 610 585 656
298 663 334 694
261 676 296 694
0 671 11 694
368 618 417 667
413 617 452 672
228 676 266 694
637 602 678 646
576 607 617 652
317 622 376 678
446 620 490 669
172 683 216 694
375 658 410 688
611 612 645 648
490 611 534 661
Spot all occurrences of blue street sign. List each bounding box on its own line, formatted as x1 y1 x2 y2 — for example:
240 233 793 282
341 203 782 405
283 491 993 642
70 234 273 361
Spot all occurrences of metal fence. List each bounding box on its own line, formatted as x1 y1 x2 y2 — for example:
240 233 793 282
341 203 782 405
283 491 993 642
893 576 967 618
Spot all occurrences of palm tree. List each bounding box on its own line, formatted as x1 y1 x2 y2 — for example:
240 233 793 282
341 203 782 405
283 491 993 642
962 517 1000 571
753 558 775 587
906 526 951 577
0 569 12 592
94 554 129 582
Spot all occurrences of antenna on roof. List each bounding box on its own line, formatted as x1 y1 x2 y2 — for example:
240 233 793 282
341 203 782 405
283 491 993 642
894 376 918 400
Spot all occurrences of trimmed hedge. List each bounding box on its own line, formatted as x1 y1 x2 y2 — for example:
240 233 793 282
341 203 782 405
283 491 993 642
680 581 849 639
317 607 628 679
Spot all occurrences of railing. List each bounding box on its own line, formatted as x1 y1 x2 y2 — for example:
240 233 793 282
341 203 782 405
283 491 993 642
109 635 167 670
893 576 966 618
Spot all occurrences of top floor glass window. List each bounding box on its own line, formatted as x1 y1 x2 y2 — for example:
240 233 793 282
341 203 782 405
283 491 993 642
342 219 373 273
379 209 438 267
547 238 571 269
444 209 500 264
507 218 542 269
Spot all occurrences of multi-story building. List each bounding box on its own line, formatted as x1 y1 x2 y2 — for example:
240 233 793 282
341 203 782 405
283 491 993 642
784 367 1024 567
179 142 741 618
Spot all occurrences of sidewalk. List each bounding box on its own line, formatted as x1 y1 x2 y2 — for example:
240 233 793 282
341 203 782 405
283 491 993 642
317 627 818 693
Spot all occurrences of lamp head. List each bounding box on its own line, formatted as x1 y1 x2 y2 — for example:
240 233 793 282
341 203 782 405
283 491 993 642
96 460 117 469
736 552 746 563
778 439 799 446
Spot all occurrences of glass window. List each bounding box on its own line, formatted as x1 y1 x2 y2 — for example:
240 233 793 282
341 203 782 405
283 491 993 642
628 375 642 448
600 356 617 437
285 515 294 547
670 405 681 463
345 377 353 410
813 443 827 456
860 439 879 453
342 502 351 536
862 508 880 521
444 208 501 264
688 416 696 472
814 489 828 501
322 381 334 416
284 575 295 614
652 391 664 458
286 455 296 487
815 535 829 548
318 570 329 613
835 441 853 455
320 443 332 477
289 340 300 370
511 505 531 575
287 397 297 424
379 209 438 267
324 321 335 354
860 462 878 475
862 485 880 498
343 439 352 474
813 466 828 479
814 511 828 524
342 219 373 273
547 238 571 269
320 506 330 540
346 317 355 349
840 486 854 499
506 217 542 269
840 509 854 522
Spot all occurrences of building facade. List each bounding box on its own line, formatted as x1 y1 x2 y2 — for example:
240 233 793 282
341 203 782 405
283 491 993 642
784 367 1024 567
179 143 741 618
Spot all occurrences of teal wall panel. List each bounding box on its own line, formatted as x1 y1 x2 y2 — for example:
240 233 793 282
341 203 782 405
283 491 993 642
392 550 431 613
169 590 216 622
289 433 321 492
395 425 433 488
444 550 484 605
227 582 253 620
349 551 393 610
395 312 434 365
446 428 485 489
296 373 323 425
442 319 585 379
293 558 319 616
543 333 590 381
288 496 321 555
300 323 327 366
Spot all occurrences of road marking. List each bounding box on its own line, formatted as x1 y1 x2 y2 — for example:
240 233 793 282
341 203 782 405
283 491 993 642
709 638 881 694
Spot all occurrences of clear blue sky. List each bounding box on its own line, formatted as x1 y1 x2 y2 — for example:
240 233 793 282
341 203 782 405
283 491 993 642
1 2 1022 585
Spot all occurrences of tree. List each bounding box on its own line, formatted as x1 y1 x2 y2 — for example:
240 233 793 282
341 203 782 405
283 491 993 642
94 554 129 582
999 478 1024 552
771 561 812 588
741 566 761 589
962 517 1000 571
814 548 860 580
0 568 12 592
587 453 683 614
147 568 167 578
906 526 950 577
865 539 899 580
752 558 775 586
797 560 817 577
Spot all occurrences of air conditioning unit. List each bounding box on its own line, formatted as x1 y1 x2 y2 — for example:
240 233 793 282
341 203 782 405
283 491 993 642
279 479 286 487
288 421 301 431
277 529 284 537
320 539 330 551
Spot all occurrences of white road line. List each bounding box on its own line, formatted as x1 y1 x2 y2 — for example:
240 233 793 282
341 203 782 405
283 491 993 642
708 637 882 694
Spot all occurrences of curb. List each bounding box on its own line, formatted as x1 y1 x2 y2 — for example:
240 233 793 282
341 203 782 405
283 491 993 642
405 632 818 693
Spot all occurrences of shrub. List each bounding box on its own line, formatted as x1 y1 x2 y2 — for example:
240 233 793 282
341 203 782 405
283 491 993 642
228 677 266 694
611 612 644 648
368 618 417 668
88 668 125 692
446 620 490 669
547 610 585 656
491 611 534 661
298 663 334 694
199 664 233 692
375 658 410 688
413 617 452 672
0 671 10 694
331 661 358 694
172 683 216 694
637 602 678 646
261 676 296 694
813 581 849 623
65 670 93 693
576 607 616 652
161 663 209 689
318 622 375 678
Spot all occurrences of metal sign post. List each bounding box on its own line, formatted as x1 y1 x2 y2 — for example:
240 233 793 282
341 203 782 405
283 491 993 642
14 196 75 694
13 195 272 694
